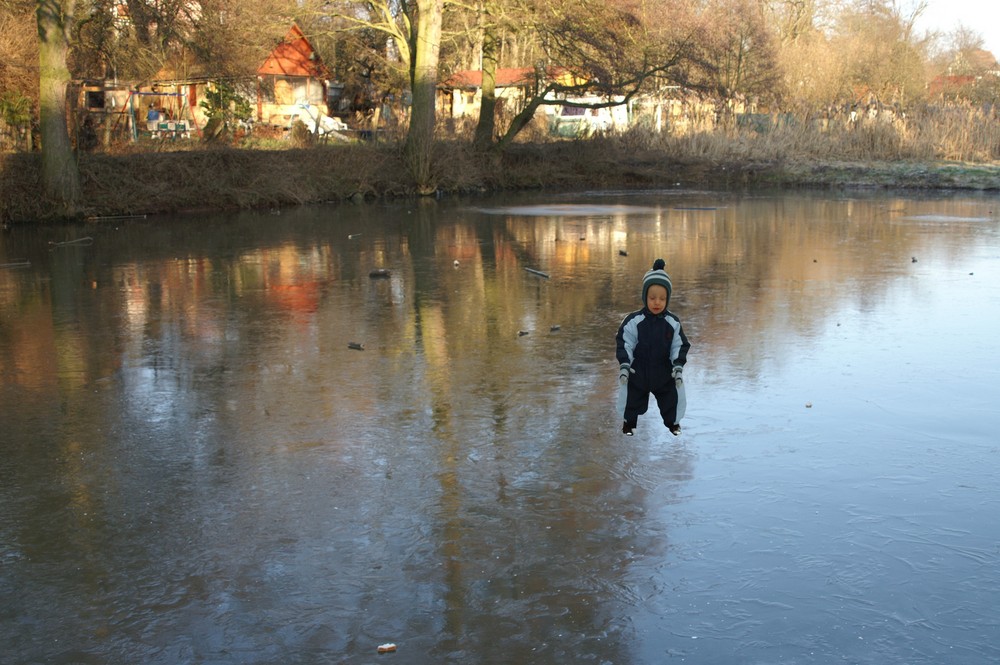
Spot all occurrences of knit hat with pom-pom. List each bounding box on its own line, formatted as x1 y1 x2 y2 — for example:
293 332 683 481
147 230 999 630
641 258 672 305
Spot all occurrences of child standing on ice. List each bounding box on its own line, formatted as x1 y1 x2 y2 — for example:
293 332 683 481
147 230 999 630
616 259 691 436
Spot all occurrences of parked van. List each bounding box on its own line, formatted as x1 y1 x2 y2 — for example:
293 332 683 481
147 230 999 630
548 97 627 137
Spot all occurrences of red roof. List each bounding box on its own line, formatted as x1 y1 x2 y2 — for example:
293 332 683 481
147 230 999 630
258 24 330 79
927 74 977 98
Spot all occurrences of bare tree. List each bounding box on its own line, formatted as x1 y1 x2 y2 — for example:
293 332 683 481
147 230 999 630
311 0 413 77
302 0 445 188
36 0 81 217
188 0 301 79
472 3 499 147
776 27 849 108
406 0 443 192
831 0 929 105
70 0 296 84
438 0 536 147
946 24 985 55
765 0 822 45
696 0 782 104
492 0 701 147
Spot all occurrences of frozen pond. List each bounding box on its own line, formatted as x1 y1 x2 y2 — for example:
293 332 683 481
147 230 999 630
2 189 999 664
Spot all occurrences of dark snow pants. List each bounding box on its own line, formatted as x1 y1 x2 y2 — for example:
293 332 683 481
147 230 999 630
623 379 680 429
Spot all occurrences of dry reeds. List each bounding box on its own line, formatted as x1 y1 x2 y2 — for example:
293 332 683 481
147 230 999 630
612 104 1000 165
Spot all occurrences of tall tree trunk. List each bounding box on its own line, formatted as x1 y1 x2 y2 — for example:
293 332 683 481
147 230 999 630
36 0 82 218
473 17 498 149
405 0 443 195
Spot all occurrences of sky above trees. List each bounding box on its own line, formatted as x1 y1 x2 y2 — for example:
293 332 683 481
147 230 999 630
917 0 1000 57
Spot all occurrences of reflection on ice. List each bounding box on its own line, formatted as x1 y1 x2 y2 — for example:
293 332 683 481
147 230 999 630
475 203 661 216
2 190 999 664
901 214 996 223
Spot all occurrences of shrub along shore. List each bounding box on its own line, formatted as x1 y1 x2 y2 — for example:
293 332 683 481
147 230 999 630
3 119 1000 224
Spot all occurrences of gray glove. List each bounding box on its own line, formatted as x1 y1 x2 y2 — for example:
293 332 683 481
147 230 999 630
671 365 683 383
618 363 634 385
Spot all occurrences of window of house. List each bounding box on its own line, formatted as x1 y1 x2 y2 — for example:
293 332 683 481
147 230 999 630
86 91 105 110
271 77 323 105
274 77 295 105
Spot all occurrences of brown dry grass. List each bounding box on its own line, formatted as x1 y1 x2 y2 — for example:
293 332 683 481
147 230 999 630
3 104 1000 224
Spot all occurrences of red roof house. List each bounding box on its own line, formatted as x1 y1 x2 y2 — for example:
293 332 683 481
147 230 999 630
256 24 332 125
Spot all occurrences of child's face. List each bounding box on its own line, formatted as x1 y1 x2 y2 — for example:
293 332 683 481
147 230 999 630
646 284 668 314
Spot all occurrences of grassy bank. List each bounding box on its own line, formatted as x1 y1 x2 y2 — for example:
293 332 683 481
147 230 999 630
3 114 1000 223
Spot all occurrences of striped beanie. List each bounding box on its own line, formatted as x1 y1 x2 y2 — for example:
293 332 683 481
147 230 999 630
641 258 672 305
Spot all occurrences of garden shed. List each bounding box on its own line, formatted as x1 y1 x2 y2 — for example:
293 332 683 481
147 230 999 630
256 24 332 127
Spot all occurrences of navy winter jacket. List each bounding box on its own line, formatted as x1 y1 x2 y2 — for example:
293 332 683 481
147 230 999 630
616 308 690 389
